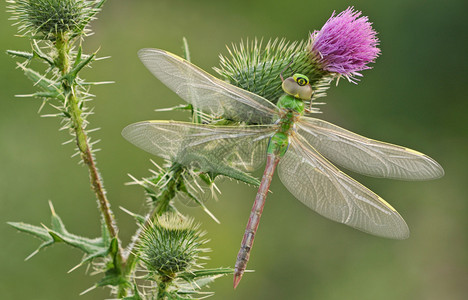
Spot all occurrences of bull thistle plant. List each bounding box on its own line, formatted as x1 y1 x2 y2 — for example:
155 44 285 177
7 2 382 299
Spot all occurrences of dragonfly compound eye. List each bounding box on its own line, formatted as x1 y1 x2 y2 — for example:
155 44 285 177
293 74 309 86
282 74 313 100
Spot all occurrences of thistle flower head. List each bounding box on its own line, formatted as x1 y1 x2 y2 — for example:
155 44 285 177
138 214 209 277
309 7 380 79
7 0 104 39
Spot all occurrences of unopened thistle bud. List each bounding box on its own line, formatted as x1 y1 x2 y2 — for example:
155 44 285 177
7 0 104 39
216 38 330 103
138 214 209 278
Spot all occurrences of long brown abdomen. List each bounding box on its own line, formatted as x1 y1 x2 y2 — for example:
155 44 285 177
233 153 280 288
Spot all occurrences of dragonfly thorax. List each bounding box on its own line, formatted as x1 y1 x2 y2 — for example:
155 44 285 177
267 95 304 157
277 94 305 116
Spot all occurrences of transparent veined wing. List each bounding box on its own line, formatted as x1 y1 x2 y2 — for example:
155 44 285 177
278 134 409 239
138 48 279 124
297 117 444 180
122 120 274 185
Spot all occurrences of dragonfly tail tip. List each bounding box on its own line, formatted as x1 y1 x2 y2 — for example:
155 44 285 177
233 273 243 289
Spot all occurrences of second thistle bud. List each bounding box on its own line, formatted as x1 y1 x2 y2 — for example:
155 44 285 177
7 0 103 39
138 214 209 278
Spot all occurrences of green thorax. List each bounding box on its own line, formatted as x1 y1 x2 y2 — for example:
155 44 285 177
277 94 305 116
267 94 305 157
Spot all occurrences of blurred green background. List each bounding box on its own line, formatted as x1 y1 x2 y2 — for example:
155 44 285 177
1 0 467 299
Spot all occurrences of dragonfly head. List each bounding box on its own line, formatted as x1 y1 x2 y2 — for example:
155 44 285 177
282 73 313 100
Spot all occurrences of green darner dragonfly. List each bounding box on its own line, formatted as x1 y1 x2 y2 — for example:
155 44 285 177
122 48 444 288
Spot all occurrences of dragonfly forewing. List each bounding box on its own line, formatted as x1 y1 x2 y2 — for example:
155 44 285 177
138 49 279 124
277 134 409 239
122 121 274 185
297 117 444 180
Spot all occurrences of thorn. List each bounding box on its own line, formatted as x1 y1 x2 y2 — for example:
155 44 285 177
89 139 101 146
143 177 159 188
87 80 115 85
38 100 47 113
150 159 164 171
119 206 134 216
87 127 101 133
25 249 39 261
48 200 56 215
213 183 221 195
40 223 50 231
68 262 83 273
94 56 111 61
41 113 61 118
79 285 97 296
203 207 220 224
148 169 160 176
15 94 35 98
61 139 74 145
125 173 141 185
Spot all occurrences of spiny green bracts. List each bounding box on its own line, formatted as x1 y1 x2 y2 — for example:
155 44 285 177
215 38 333 103
138 214 209 277
7 0 105 39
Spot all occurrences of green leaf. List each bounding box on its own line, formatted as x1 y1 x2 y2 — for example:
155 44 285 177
179 268 234 281
207 170 260 187
96 272 128 287
95 238 128 289
6 50 33 60
32 41 55 65
17 64 63 98
7 221 54 260
62 52 96 85
7 45 54 66
174 267 234 297
8 221 51 241
74 45 83 68
8 201 108 261
18 91 62 99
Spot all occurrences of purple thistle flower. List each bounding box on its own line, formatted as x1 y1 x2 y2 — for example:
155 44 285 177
310 7 380 79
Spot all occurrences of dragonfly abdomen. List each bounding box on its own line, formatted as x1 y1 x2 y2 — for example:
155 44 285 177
234 153 280 288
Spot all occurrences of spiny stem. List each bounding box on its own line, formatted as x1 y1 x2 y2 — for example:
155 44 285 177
157 276 173 300
55 32 121 252
122 164 183 275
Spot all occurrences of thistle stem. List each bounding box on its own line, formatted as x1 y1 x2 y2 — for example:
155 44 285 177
122 164 183 276
55 32 120 250
156 276 172 300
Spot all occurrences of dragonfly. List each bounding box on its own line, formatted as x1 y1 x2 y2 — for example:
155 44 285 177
122 48 444 288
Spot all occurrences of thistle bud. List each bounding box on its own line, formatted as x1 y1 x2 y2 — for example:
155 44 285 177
7 0 103 39
138 214 209 278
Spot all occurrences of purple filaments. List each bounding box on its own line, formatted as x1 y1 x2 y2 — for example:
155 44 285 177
310 7 381 80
